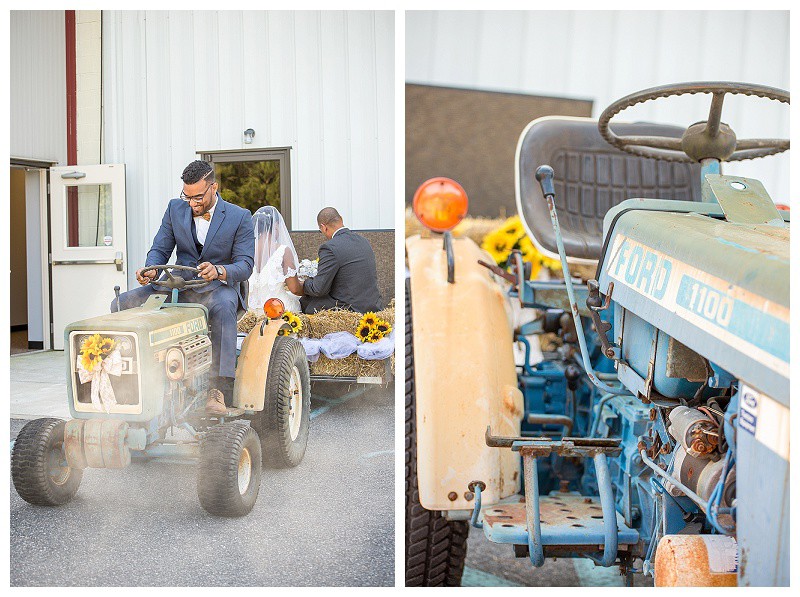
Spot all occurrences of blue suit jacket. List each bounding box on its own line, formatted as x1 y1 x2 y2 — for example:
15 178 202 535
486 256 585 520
145 195 255 310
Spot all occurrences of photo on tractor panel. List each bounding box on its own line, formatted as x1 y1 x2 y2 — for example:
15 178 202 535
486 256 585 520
9 9 395 588
405 10 789 588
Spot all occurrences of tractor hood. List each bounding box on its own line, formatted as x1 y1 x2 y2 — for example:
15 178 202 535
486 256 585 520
598 207 788 403
65 295 209 421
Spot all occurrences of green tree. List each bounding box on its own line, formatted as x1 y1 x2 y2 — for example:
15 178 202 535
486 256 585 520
216 161 282 215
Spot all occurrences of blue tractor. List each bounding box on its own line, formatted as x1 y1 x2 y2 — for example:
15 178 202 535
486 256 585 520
405 82 789 586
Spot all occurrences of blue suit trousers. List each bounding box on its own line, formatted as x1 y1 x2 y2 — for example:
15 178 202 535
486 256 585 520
111 284 239 379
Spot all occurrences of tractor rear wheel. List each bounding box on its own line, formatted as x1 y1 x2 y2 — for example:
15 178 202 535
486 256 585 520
197 422 262 517
11 418 82 506
256 336 311 468
405 281 469 586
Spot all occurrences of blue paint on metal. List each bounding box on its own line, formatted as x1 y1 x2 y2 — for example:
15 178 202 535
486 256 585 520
594 453 619 567
676 274 789 362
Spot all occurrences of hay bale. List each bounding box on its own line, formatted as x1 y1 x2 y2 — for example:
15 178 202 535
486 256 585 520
237 310 265 334
238 304 395 378
311 354 386 378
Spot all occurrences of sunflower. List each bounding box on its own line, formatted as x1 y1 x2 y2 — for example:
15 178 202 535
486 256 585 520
374 319 392 336
481 230 514 265
277 328 292 336
356 321 373 342
80 348 103 372
98 336 116 354
282 311 303 332
359 312 378 327
499 215 525 240
80 334 102 355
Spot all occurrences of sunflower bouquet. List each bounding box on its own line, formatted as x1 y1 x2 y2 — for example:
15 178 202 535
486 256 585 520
277 311 304 336
480 215 561 280
76 333 123 413
78 334 117 373
355 311 393 343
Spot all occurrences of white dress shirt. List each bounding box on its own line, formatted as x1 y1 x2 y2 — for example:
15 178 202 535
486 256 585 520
194 201 216 245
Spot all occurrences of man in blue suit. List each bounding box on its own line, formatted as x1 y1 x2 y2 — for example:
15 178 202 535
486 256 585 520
112 160 254 415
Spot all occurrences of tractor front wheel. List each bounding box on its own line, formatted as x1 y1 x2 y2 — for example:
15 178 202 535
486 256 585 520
197 422 262 517
11 418 83 506
256 336 311 468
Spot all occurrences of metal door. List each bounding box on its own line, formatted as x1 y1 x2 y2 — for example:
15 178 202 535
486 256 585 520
49 164 127 350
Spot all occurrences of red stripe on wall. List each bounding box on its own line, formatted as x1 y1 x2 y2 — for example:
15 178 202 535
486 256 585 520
65 10 79 247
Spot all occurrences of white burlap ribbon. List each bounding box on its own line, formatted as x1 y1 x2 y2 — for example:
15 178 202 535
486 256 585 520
76 348 123 413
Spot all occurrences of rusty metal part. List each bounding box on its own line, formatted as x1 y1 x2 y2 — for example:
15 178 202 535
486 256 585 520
100 419 131 468
448 491 458 501
586 280 617 359
64 419 87 469
464 491 475 501
233 318 290 410
668 406 718 459
67 418 130 469
665 337 709 382
477 259 517 285
655 535 738 586
485 426 621 455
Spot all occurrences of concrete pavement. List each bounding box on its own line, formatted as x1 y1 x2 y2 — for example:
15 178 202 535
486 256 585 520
10 351 394 587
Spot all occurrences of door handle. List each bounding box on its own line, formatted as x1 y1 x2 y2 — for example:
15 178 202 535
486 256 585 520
61 171 86 179
115 252 124 271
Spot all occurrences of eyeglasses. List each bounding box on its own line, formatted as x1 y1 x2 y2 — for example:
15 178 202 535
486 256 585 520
180 170 215 203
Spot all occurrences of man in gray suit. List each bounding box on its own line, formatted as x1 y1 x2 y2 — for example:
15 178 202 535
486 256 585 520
289 208 382 314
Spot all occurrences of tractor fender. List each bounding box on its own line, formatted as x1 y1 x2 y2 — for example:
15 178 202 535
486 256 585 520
406 234 523 512
233 319 292 411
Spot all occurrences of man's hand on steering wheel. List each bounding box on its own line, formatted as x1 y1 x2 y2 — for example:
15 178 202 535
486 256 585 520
198 261 225 282
136 267 157 286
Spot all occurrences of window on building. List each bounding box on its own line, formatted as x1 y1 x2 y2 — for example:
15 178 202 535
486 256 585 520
200 148 292 227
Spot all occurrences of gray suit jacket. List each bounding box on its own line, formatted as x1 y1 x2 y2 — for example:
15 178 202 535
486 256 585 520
301 228 382 313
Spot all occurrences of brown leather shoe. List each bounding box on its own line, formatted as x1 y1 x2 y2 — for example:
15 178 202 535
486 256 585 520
205 389 227 415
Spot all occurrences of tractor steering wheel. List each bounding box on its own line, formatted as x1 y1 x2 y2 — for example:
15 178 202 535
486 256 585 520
598 81 789 163
141 264 211 291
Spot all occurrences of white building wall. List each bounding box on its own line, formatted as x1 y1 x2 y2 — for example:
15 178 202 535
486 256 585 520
407 10 789 204
102 10 395 282
10 10 67 164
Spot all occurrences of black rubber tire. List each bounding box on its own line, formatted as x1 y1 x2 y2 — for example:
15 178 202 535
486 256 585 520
197 422 262 517
11 418 82 506
405 279 470 586
257 336 311 468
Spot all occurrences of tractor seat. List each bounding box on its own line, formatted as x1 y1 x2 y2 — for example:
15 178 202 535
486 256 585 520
516 117 702 263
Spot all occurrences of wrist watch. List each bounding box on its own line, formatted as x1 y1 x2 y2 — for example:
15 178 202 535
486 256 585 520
215 265 224 279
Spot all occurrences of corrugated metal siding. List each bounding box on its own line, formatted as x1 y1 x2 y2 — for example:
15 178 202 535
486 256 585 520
10 11 68 164
407 10 789 204
102 10 394 283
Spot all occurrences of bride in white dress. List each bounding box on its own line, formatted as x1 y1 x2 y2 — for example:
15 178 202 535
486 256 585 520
248 206 302 314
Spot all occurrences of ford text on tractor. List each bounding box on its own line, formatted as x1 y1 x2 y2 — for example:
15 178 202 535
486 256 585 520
405 82 788 586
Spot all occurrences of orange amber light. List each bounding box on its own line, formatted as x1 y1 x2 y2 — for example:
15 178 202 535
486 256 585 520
264 298 285 319
412 177 469 233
